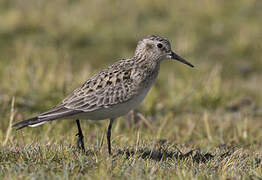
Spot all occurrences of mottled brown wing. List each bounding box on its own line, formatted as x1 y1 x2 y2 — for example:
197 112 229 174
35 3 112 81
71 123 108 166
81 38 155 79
60 59 140 112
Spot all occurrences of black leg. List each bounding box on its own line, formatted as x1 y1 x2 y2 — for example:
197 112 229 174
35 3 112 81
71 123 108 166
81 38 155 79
76 119 85 152
107 118 115 155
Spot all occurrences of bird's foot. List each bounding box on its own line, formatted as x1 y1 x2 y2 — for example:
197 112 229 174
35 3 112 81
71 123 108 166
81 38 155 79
76 132 85 152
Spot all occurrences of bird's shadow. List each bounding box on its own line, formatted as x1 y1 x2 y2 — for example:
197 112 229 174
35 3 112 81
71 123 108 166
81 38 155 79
74 142 236 164
115 147 215 163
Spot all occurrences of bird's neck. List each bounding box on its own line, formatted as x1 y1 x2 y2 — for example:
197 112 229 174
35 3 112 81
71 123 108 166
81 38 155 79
133 58 161 88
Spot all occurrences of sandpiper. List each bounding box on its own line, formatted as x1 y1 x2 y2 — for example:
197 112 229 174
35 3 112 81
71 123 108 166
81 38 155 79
13 35 194 154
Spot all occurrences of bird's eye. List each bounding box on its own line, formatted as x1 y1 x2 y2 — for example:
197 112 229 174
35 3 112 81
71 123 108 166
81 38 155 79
157 43 163 49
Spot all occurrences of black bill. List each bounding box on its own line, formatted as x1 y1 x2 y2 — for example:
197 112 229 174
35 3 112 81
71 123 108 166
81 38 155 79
171 51 194 68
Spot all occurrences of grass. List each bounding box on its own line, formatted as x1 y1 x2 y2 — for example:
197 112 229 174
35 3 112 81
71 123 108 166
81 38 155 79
0 0 262 179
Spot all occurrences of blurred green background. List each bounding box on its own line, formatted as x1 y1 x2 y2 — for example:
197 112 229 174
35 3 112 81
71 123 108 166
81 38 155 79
1 0 262 139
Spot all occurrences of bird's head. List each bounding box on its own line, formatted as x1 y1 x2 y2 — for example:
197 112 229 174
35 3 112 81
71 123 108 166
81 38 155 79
134 35 194 68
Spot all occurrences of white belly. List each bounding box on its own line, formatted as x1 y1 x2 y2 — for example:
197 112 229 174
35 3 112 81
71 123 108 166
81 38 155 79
72 86 151 120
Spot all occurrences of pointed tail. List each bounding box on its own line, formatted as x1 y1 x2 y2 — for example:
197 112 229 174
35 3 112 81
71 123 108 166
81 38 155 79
12 117 47 130
12 107 81 130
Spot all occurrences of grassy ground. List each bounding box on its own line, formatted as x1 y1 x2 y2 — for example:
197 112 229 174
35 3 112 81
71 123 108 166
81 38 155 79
0 0 262 179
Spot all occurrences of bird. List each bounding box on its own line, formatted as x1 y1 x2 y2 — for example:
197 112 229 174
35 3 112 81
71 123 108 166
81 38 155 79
12 35 194 155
